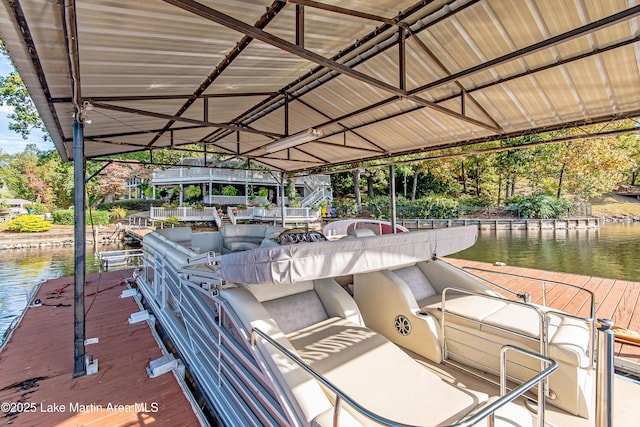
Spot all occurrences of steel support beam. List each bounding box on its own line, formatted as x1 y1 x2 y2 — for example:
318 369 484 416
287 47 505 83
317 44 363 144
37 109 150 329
390 164 397 234
296 3 304 47
298 119 640 175
398 27 406 91
147 1 286 147
164 0 499 132
72 119 86 377
286 0 397 25
90 102 280 138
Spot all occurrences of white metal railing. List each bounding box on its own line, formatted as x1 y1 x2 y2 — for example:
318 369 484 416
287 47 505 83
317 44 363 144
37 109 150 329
227 207 254 225
234 207 321 222
137 236 560 427
203 195 270 205
135 252 293 426
299 186 328 207
99 249 143 271
149 205 320 225
212 207 222 228
150 206 217 221
152 167 329 187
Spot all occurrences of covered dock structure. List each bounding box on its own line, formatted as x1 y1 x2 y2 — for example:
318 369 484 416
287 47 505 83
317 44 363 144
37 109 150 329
1 0 639 378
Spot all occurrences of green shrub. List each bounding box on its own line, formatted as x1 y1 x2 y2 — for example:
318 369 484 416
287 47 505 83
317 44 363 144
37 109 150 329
52 209 111 225
26 198 49 215
162 217 180 227
222 185 238 196
109 207 127 221
458 195 493 208
506 193 573 219
7 215 52 232
368 195 459 219
334 198 359 218
52 209 74 225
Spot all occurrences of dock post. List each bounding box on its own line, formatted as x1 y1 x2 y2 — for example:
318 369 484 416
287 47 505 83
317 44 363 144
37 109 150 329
73 119 86 377
390 164 397 234
596 318 615 427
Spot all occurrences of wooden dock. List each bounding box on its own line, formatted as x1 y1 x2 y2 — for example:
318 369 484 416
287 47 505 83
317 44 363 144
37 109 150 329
0 269 204 426
399 217 600 231
446 258 640 365
125 227 154 242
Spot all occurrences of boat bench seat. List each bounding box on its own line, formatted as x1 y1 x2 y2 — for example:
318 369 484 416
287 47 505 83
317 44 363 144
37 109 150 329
220 224 284 254
220 278 530 426
416 290 590 369
154 225 285 255
155 226 220 253
354 261 593 418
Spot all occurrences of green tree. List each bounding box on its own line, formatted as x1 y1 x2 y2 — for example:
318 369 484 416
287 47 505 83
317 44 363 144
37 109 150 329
185 185 202 203
0 72 48 140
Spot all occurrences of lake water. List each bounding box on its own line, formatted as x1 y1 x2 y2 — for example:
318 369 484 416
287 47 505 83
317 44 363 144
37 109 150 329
0 245 118 346
1 223 640 345
449 222 640 282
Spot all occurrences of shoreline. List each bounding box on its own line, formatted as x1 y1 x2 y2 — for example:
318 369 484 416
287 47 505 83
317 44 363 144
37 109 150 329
2 215 638 250
0 226 126 250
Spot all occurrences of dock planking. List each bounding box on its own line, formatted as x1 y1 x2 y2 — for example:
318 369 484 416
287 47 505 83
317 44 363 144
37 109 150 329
446 258 640 363
0 269 202 426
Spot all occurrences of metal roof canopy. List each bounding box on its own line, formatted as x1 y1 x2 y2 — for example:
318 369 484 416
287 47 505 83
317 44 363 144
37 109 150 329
1 0 639 173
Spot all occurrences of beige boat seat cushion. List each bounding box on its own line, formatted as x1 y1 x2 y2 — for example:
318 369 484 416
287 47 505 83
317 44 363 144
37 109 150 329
247 282 506 425
414 281 590 368
263 289 329 334
226 277 531 427
288 317 491 426
392 265 437 302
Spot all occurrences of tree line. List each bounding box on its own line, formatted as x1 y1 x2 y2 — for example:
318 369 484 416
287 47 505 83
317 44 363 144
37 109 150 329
331 123 640 212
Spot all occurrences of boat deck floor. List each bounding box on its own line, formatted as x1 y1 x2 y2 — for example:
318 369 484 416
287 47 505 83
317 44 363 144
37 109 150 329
408 349 640 427
446 259 640 365
0 269 202 426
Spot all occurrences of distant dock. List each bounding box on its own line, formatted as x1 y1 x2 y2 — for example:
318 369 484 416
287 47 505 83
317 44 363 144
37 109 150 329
0 269 205 426
400 217 599 231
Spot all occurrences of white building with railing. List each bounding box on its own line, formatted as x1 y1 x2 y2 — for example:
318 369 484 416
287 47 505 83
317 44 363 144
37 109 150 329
148 158 332 209
146 158 332 225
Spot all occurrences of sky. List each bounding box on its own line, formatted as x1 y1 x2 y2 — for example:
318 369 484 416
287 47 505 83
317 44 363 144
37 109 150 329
0 55 54 155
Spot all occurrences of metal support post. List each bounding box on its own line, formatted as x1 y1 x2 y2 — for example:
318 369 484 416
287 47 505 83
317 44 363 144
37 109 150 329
596 318 615 427
280 173 286 227
73 120 86 377
390 164 397 234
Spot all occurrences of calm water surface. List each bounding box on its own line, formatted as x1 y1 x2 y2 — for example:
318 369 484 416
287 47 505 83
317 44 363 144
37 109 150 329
0 246 114 346
450 222 640 282
1 223 640 344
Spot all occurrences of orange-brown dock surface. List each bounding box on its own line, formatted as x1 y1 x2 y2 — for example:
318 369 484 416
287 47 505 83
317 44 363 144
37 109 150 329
446 259 640 364
0 269 202 427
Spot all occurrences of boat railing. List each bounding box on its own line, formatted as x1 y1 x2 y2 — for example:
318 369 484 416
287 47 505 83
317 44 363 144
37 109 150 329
458 265 596 321
456 264 597 365
137 250 295 426
99 248 143 271
251 327 557 427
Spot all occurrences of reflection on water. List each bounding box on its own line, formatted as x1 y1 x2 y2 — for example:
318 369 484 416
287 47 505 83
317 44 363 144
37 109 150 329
450 223 640 282
0 246 117 345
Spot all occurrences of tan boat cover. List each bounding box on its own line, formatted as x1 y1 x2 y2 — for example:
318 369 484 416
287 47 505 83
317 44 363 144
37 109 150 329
220 226 477 285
